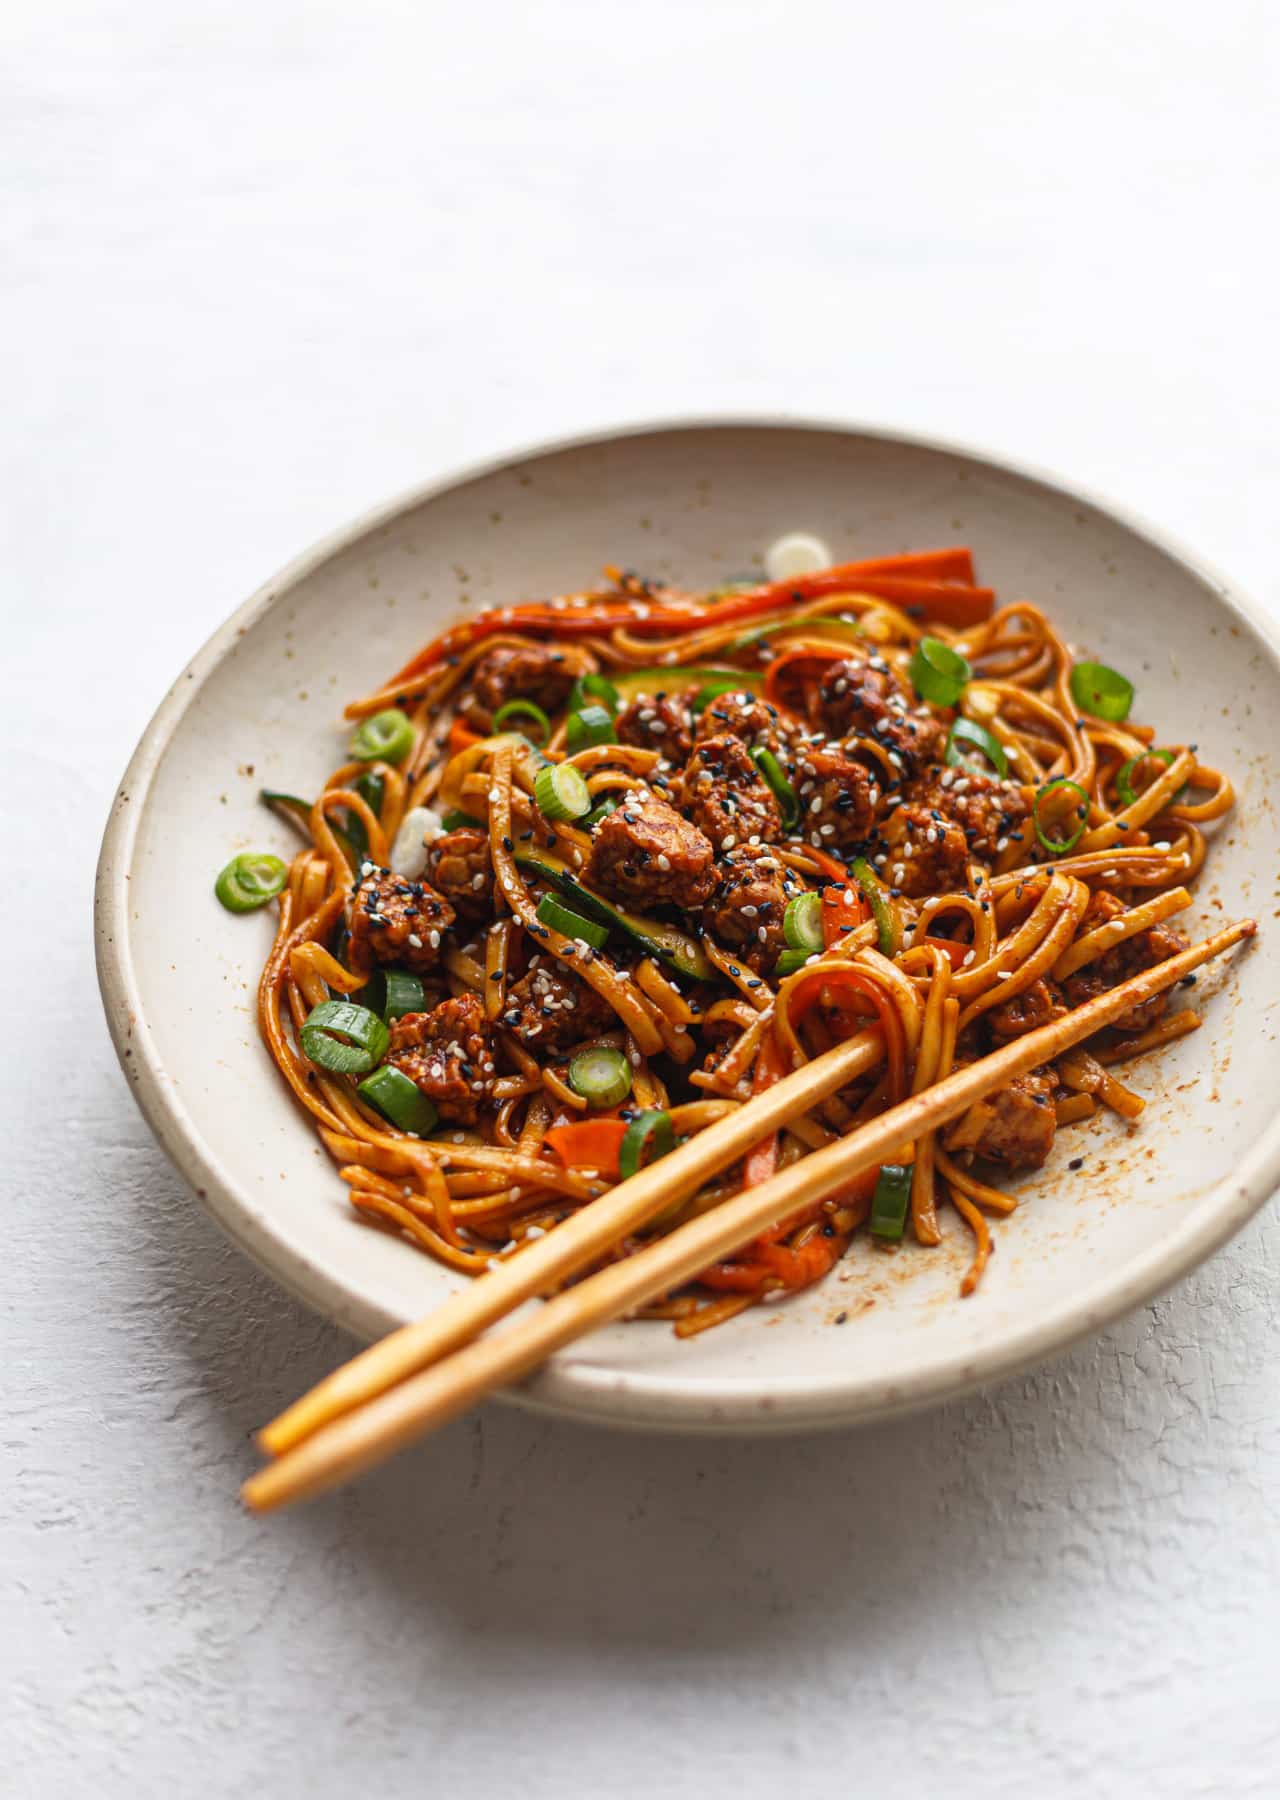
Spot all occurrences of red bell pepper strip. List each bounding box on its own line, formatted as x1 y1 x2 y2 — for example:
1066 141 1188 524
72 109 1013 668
380 549 989 687
821 884 869 947
919 934 971 970
651 571 995 639
545 1118 627 1177
829 548 975 583
802 844 853 883
447 717 485 756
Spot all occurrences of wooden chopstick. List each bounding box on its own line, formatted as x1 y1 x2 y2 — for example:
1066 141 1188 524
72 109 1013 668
257 1026 885 1456
243 917 1253 1513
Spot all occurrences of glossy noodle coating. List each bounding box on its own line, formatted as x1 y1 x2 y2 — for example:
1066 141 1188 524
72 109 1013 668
249 546 1237 1329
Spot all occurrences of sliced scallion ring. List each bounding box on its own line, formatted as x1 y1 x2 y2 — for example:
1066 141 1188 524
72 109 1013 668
360 968 426 1022
356 1064 439 1135
909 637 971 707
349 707 414 764
850 856 897 957
492 698 551 744
945 716 1009 778
535 892 610 950
299 1000 390 1075
618 1109 675 1179
534 761 591 822
567 1044 633 1109
783 891 824 953
214 852 288 913
1033 777 1091 855
1069 660 1134 722
869 1164 912 1240
750 745 800 830
564 705 616 752
568 672 621 716
1116 747 1177 808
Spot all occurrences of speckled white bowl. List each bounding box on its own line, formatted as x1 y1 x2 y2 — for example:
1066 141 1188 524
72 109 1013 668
96 420 1280 1432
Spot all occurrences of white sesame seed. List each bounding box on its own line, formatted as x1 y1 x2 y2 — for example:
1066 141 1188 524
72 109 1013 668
1154 840 1171 851
407 933 422 948
996 836 1009 852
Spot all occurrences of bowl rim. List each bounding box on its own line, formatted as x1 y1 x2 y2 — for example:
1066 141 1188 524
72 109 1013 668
95 413 1279 1432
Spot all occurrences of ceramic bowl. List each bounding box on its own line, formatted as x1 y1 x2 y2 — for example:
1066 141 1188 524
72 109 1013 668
95 419 1280 1431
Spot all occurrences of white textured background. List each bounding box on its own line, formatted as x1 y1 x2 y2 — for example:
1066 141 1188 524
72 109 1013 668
6 4 1280 1795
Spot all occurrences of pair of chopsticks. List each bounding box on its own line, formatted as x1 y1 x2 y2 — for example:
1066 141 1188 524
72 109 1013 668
243 918 1254 1513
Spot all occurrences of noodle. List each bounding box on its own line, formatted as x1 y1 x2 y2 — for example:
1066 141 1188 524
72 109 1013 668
238 546 1241 1322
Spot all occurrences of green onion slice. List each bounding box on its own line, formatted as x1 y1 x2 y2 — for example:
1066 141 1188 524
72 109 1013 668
909 637 971 708
619 1109 675 1179
360 968 426 1022
1033 777 1091 855
783 891 824 953
565 705 616 752
567 1044 633 1109
568 672 621 716
750 745 800 830
583 795 620 830
534 761 592 822
1069 660 1134 722
439 808 483 831
775 946 817 977
492 698 551 744
299 1000 390 1074
214 852 288 913
849 856 897 957
536 892 610 950
357 1064 439 1136
1116 747 1176 808
945 717 1009 778
349 707 415 765
869 1163 912 1240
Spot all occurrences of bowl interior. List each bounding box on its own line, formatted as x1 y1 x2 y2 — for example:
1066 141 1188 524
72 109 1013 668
100 423 1280 1429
